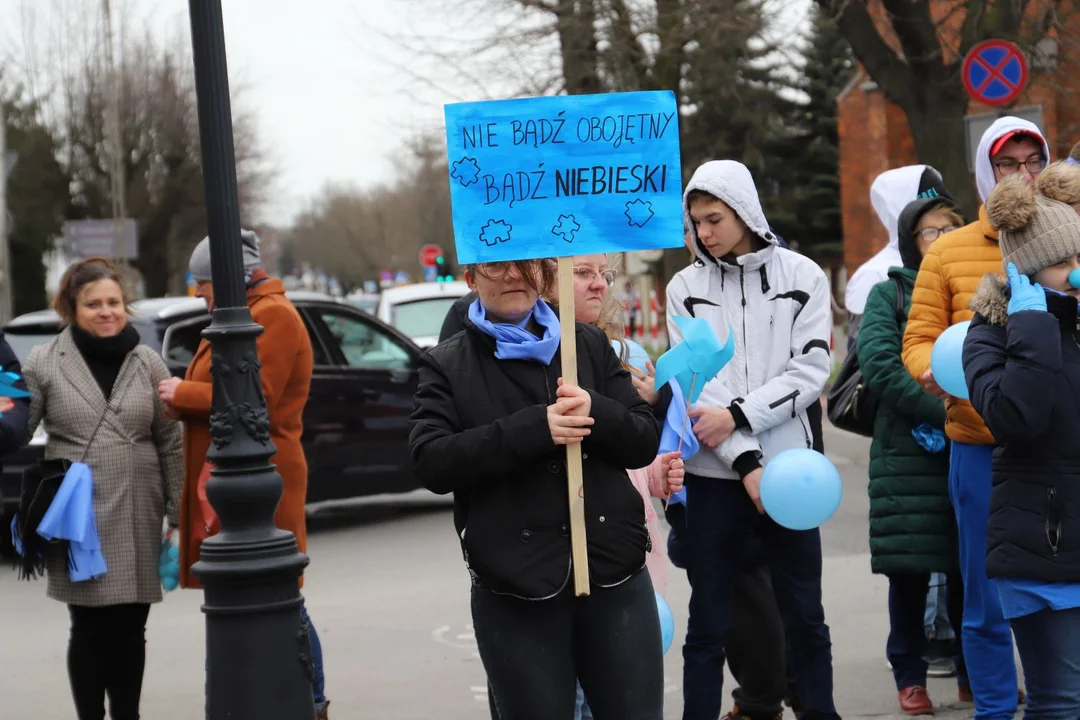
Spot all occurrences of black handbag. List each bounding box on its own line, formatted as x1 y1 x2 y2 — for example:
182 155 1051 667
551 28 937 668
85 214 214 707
12 408 110 580
827 278 904 437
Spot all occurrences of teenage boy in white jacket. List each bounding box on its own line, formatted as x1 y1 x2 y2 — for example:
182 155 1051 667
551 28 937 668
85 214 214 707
668 160 838 720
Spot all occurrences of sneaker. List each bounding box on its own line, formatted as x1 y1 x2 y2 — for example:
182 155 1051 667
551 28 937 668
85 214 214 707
926 657 956 678
315 700 330 720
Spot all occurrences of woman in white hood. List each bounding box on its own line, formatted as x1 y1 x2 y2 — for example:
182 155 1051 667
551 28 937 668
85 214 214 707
844 165 953 346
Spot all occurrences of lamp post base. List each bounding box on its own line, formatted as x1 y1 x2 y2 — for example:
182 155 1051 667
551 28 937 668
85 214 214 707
196 529 313 719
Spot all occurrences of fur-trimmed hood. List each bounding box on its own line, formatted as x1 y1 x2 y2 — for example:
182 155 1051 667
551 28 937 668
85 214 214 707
969 273 1010 327
970 272 1080 329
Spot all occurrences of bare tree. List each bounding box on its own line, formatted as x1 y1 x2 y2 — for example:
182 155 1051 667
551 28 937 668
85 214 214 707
5 1 271 296
285 134 455 284
816 0 1079 217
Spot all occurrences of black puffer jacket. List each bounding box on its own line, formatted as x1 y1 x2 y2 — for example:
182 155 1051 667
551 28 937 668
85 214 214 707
965 275 1080 582
409 318 660 599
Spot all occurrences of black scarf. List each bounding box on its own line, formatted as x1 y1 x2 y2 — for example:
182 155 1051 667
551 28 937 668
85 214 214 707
70 323 140 400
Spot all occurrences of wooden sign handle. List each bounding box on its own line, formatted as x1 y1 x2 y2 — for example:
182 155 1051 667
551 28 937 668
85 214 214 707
557 256 590 596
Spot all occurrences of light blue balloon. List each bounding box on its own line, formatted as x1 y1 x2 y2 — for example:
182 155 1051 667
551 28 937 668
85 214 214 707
655 591 675 654
760 449 843 531
929 321 971 400
1069 267 1080 290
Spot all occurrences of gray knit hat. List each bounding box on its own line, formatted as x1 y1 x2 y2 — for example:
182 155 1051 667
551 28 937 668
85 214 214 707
986 175 1080 276
189 229 262 282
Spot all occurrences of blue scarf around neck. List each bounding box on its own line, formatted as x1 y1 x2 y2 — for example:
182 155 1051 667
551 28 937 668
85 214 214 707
468 298 561 364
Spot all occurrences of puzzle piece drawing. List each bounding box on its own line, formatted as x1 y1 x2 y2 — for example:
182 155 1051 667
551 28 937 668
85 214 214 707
480 220 513 247
625 199 655 228
551 214 581 243
450 157 482 187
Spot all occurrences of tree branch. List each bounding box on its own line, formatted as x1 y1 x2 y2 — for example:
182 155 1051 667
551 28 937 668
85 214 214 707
605 0 651 90
815 0 913 108
880 0 946 72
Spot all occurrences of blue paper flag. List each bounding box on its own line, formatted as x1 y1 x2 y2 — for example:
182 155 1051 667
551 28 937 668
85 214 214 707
0 371 31 399
653 317 735 404
36 462 107 582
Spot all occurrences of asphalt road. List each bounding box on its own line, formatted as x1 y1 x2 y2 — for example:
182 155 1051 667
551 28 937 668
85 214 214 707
0 425 1010 719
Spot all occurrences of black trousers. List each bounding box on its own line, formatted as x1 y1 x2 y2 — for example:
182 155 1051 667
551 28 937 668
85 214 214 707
68 603 151 720
668 502 795 719
474 568 664 720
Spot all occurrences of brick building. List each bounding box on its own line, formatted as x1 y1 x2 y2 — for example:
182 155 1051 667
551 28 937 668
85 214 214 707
837 1 1080 290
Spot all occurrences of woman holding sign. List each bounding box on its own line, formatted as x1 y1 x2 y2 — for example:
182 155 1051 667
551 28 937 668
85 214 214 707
409 258 664 720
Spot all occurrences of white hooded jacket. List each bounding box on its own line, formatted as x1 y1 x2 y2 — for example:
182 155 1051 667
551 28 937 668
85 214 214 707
844 165 934 314
666 161 832 480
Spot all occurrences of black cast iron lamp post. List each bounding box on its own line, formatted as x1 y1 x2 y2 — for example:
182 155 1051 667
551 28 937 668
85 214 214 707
186 1 315 717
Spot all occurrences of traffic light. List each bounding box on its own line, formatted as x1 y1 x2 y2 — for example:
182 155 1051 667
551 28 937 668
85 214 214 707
436 255 455 282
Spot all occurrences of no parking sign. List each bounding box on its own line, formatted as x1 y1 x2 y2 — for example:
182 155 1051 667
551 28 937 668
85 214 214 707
962 40 1029 107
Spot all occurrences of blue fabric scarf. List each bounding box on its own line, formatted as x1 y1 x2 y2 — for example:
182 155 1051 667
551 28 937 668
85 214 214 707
468 298 561 364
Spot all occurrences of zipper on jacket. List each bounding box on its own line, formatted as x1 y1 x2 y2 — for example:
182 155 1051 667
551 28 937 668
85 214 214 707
768 390 801 417
1046 487 1061 556
768 390 811 448
739 267 749 388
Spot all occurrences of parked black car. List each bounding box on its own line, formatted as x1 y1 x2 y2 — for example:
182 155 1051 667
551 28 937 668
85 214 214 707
0 292 428 546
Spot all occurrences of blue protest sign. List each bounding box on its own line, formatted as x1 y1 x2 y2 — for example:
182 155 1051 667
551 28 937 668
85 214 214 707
444 91 684 265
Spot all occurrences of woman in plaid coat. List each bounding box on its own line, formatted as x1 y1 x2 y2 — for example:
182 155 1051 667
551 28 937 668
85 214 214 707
23 259 183 720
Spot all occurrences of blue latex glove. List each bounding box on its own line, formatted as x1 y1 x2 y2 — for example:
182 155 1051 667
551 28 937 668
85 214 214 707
912 423 947 454
1006 262 1047 315
159 528 180 592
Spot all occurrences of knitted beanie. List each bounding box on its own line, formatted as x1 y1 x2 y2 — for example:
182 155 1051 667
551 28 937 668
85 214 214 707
987 174 1080 275
189 229 261 282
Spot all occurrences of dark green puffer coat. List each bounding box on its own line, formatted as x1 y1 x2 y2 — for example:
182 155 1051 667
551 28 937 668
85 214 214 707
857 267 955 575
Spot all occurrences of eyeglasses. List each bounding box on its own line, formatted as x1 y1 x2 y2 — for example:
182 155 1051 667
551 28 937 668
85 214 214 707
993 155 1047 176
475 261 522 280
573 267 618 287
915 225 959 242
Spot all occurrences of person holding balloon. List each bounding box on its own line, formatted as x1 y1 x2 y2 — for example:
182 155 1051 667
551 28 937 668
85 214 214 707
665 224 805 720
409 258 666 720
665 159 838 720
964 166 1080 718
903 117 1048 718
856 196 968 715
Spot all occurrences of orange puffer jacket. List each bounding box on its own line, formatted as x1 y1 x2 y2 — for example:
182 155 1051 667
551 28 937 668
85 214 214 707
902 206 1000 445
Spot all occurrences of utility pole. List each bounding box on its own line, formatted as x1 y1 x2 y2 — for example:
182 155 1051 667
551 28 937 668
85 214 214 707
102 0 127 261
0 102 12 324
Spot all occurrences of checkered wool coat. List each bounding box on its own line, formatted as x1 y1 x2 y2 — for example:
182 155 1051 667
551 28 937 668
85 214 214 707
23 328 184 606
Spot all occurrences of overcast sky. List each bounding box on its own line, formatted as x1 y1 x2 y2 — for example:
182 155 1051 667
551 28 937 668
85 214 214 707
1 0 811 227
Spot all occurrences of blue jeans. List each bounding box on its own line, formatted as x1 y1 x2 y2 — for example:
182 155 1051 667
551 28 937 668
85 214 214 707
681 475 837 720
925 572 955 640
300 604 327 709
1011 607 1080 719
949 442 1018 720
887 573 967 690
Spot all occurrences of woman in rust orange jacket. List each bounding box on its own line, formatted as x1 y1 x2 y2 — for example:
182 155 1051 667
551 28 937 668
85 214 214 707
157 230 329 719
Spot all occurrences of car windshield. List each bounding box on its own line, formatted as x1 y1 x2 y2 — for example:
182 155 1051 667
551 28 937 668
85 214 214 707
391 297 461 339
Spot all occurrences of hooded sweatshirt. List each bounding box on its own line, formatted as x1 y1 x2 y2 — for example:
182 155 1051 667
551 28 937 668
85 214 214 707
902 116 1050 445
666 161 832 480
844 165 951 315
